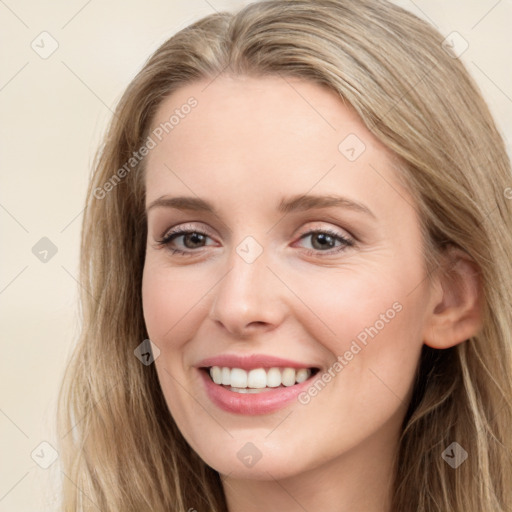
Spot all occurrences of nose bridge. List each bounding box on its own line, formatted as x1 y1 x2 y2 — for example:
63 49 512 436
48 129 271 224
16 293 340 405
209 236 285 334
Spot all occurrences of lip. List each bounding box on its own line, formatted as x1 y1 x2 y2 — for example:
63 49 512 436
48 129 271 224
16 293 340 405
197 366 319 415
196 354 318 371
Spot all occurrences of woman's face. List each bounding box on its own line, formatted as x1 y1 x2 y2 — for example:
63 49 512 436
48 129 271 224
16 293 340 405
142 75 436 480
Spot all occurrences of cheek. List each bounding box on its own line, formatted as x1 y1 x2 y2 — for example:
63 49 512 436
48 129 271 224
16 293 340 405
141 259 209 444
291 258 423 337
141 257 212 345
288 260 426 398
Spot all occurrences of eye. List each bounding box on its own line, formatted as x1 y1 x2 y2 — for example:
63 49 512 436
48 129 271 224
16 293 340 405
156 225 354 257
157 227 216 255
295 228 354 254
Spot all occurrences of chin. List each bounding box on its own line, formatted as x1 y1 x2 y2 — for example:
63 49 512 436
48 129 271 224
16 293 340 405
190 435 311 481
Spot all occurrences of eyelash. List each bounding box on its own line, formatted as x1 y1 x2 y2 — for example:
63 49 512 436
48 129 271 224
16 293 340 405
157 226 355 257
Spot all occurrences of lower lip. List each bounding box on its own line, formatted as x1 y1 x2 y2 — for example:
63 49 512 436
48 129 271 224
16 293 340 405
199 369 316 415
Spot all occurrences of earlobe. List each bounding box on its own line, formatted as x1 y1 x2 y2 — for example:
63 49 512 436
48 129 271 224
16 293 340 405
423 247 483 349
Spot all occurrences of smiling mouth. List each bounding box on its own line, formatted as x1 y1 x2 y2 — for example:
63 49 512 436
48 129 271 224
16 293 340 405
201 366 320 393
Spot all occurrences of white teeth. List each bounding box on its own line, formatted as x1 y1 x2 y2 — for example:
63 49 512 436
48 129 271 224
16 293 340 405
211 366 222 384
221 367 231 385
295 368 309 383
208 366 312 388
281 368 296 387
229 387 273 394
247 368 267 388
266 367 282 388
230 368 247 388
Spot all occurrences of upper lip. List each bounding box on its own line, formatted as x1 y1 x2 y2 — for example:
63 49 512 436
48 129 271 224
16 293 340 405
196 354 319 371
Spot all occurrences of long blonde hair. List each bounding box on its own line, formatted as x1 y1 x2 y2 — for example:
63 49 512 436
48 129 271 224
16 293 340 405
57 0 512 510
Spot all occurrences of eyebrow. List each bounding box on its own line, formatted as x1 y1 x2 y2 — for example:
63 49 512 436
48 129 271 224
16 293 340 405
146 193 375 219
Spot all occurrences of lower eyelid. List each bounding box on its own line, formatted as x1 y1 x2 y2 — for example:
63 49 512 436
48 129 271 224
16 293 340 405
156 228 353 253
160 241 350 259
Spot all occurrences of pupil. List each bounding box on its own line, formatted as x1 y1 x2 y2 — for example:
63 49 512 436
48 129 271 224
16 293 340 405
184 233 205 248
312 233 334 250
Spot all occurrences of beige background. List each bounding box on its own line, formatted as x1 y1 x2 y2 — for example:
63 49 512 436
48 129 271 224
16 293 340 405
1 0 511 510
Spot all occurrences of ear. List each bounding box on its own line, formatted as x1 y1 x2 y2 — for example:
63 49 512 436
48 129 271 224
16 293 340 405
423 246 483 349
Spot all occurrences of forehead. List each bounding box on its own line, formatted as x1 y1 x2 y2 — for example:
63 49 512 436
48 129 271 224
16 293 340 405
144 75 411 218
148 74 385 160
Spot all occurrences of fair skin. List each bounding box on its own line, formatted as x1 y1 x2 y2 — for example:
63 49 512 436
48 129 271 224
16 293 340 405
142 75 482 512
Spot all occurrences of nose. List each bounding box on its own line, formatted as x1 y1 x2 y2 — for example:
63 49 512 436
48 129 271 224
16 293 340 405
208 244 288 338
